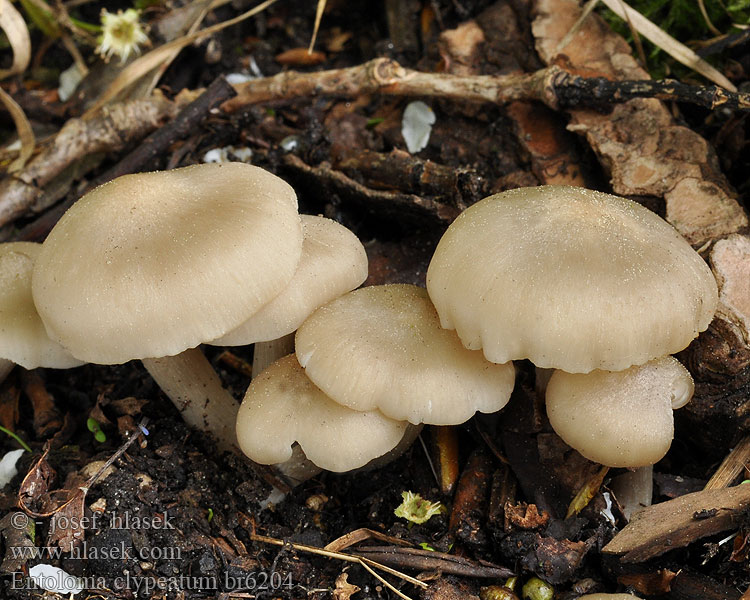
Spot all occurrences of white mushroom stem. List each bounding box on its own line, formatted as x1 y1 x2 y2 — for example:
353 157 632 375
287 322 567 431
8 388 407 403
610 466 654 521
0 359 13 385
276 443 324 487
252 333 295 378
141 348 239 452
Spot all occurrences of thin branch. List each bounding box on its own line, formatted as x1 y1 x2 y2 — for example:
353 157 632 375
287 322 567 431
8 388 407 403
224 58 750 114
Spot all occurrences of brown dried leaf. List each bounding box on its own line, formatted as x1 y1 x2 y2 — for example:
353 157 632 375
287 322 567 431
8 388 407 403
17 446 56 516
333 572 360 600
47 474 86 552
109 396 149 417
532 0 747 246
276 47 327 65
504 502 550 530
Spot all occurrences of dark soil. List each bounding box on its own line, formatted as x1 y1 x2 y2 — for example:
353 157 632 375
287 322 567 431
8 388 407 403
2 0 750 599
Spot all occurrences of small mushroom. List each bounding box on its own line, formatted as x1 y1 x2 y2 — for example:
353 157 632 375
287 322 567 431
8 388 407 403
32 163 303 451
236 355 413 483
0 242 83 382
426 185 718 373
545 356 694 468
209 214 368 375
295 284 515 425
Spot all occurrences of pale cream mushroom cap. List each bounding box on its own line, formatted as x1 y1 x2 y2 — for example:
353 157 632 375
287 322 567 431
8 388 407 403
426 186 718 373
211 214 368 346
0 243 83 369
32 163 303 364
295 284 515 425
546 356 694 468
236 355 408 471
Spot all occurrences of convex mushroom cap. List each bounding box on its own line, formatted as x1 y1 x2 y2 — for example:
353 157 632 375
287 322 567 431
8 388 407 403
211 214 368 346
0 242 83 369
546 356 694 467
32 163 303 364
427 185 718 373
237 355 408 471
295 284 515 425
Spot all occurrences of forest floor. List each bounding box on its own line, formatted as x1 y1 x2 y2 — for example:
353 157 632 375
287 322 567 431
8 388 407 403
1 0 750 599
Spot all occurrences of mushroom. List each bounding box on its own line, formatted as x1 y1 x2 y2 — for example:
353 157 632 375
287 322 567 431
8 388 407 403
426 185 717 373
236 355 416 484
425 185 717 515
545 357 693 468
32 163 303 451
0 242 83 382
295 284 515 425
209 214 368 375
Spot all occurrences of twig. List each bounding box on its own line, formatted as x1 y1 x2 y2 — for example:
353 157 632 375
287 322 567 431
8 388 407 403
5 76 234 239
224 58 750 114
0 93 185 229
250 533 427 589
704 435 750 490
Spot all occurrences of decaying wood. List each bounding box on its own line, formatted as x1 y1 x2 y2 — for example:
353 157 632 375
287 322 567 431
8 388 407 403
603 483 750 562
333 149 482 209
0 93 188 229
711 235 750 348
532 0 747 246
282 153 460 223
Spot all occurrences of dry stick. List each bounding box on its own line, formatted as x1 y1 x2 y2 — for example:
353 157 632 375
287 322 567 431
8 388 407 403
250 533 426 599
223 58 750 114
5 59 749 230
7 76 236 241
704 435 750 490
0 95 184 230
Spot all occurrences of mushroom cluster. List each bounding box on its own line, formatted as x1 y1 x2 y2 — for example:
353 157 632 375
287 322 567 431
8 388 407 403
427 185 718 511
29 163 368 456
236 284 515 480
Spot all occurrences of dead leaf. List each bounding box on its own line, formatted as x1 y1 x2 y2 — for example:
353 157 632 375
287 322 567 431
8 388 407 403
47 473 86 552
276 47 327 66
109 396 149 417
532 0 747 246
333 572 360 600
504 502 550 530
17 446 56 516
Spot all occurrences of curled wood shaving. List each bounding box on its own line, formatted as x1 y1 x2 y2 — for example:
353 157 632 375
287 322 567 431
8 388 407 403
0 0 30 80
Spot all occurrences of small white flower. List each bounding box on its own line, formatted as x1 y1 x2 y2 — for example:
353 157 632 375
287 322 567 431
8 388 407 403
97 8 149 63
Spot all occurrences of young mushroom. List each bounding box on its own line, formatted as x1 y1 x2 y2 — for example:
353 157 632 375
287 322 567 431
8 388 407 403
32 163 303 452
426 185 718 514
209 214 368 375
236 355 414 484
295 284 515 425
0 242 83 383
545 356 694 468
